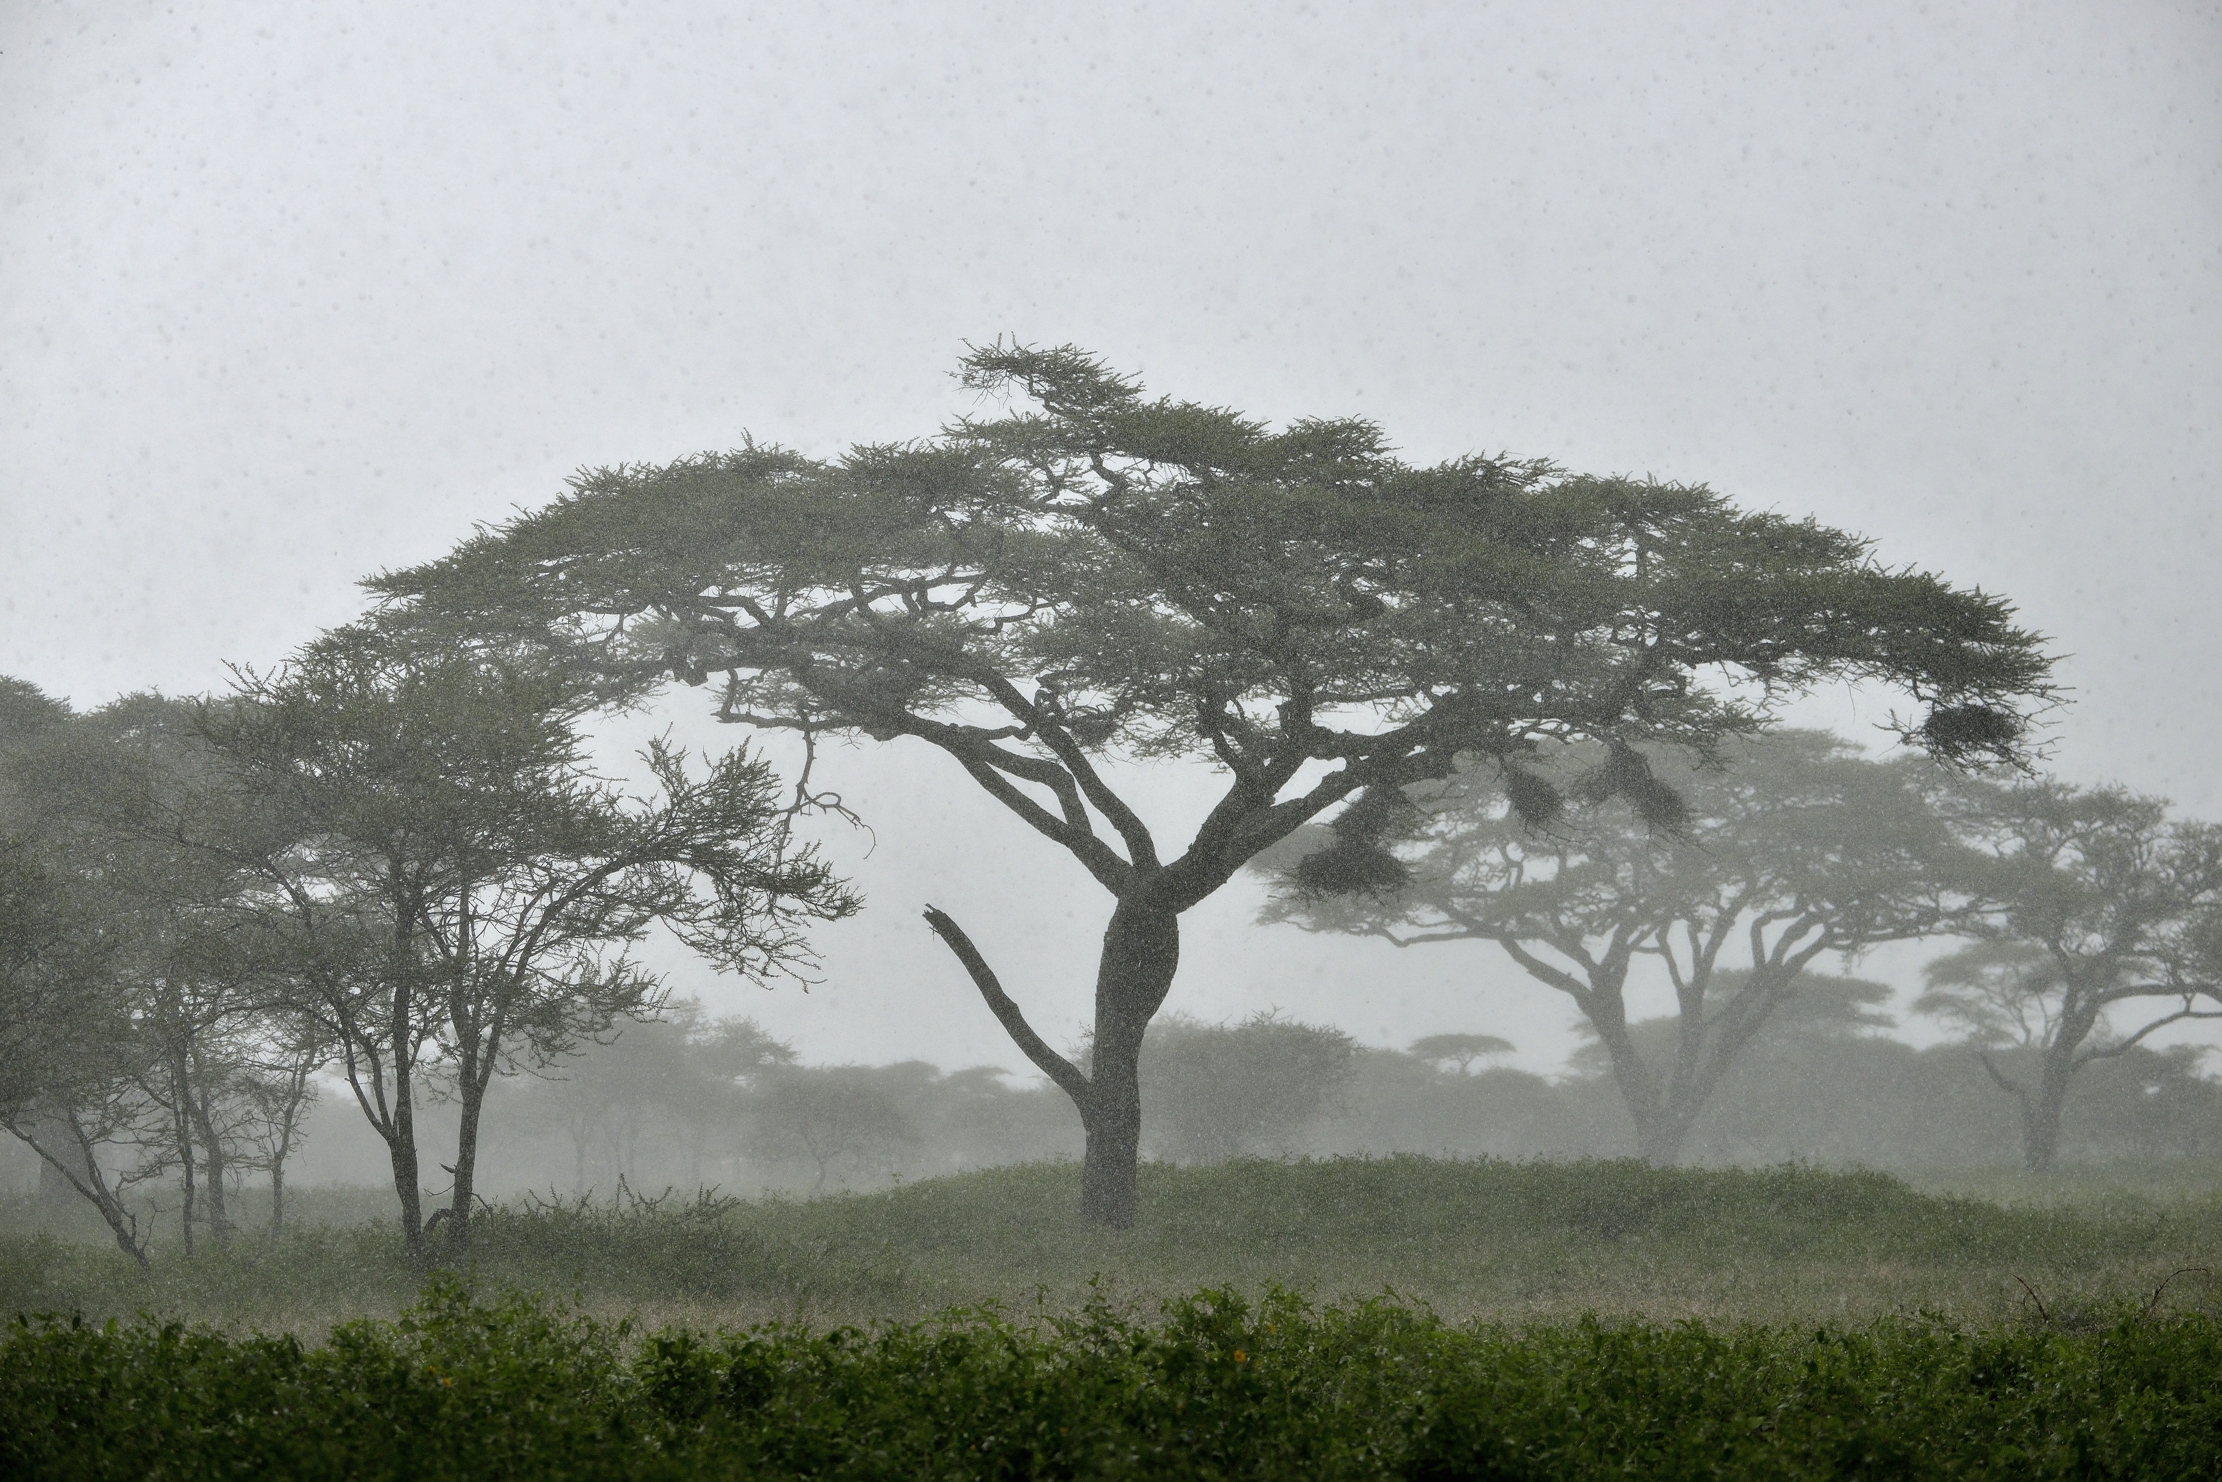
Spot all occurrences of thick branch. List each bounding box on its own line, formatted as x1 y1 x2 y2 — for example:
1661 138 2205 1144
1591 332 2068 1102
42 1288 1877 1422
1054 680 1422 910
1978 1049 2028 1100
904 720 1134 892
1495 936 1600 1009
2076 1003 2222 1066
975 668 1160 869
922 906 1093 1107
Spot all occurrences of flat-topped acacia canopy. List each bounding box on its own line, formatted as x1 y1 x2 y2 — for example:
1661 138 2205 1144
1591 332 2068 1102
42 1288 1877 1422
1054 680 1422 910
372 343 2054 1225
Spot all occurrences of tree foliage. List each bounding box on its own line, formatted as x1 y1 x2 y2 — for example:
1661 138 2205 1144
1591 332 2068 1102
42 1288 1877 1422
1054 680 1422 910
0 686 282 1262
1133 1011 1359 1163
1407 1032 1516 1075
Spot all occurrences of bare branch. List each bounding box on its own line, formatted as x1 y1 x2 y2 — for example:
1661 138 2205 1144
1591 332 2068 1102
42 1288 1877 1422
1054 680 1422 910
922 906 1093 1107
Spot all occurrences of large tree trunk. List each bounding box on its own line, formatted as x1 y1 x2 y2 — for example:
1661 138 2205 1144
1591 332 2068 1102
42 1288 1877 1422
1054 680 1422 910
1569 965 1682 1165
1635 1109 1694 1168
1078 904 1180 1228
2022 1050 2074 1173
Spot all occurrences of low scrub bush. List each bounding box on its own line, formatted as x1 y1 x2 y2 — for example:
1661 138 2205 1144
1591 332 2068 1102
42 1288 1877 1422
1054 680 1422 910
7 1277 2222 1480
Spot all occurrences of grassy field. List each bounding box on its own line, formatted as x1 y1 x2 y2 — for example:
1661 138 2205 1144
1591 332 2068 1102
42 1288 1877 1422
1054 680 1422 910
10 1160 2222 1478
6 1156 2220 1334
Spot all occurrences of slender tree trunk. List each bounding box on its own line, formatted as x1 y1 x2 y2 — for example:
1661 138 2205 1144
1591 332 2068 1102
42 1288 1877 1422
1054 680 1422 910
1078 903 1180 1229
200 1129 228 1246
18 1116 151 1269
268 1074 309 1238
386 1037 427 1257
175 1054 198 1257
384 893 430 1257
189 1072 232 1247
447 1062 489 1250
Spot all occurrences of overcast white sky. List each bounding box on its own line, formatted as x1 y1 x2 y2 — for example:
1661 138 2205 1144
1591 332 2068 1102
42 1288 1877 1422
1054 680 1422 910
4 1 2219 1079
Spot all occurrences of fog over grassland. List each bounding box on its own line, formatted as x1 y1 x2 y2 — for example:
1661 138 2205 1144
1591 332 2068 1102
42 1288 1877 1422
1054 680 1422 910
3 0 2220 1204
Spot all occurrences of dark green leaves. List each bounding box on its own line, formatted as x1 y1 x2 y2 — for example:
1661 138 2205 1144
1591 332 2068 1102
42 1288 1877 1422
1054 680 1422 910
370 344 2057 797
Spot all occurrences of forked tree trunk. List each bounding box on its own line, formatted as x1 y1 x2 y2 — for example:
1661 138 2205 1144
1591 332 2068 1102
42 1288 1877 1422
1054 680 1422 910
927 898 1182 1229
1078 904 1181 1228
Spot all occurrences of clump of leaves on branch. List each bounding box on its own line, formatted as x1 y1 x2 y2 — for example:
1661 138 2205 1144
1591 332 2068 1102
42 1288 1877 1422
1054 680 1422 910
372 342 2055 1226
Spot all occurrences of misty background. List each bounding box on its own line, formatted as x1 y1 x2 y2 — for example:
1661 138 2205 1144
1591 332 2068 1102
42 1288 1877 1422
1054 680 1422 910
4 2 2219 1182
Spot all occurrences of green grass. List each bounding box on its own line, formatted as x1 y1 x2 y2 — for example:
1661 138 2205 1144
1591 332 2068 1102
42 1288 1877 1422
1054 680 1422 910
1903 1157 2222 1213
9 1275 2222 1480
7 1157 2221 1333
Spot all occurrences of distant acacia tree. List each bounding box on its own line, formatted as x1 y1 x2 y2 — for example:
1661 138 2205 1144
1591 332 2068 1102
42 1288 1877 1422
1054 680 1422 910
1136 1012 1358 1163
1261 732 1980 1165
198 629 856 1256
742 1066 920 1190
374 344 2053 1225
1408 1033 1515 1075
521 1001 796 1189
1915 781 2222 1171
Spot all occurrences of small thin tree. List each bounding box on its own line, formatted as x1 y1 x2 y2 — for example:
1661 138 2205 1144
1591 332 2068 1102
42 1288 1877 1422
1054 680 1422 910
199 628 856 1256
1917 780 2222 1171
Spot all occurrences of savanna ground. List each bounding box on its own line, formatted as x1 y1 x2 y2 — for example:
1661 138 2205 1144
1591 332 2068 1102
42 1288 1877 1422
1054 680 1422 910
8 1159 2222 1479
6 1157 2221 1334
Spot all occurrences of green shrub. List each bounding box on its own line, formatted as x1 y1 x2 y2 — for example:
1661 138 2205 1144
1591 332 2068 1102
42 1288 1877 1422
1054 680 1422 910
7 1278 2222 1480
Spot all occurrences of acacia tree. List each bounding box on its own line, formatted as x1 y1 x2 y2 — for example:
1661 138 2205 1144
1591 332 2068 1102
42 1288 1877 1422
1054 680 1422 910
1917 783 2222 1172
0 686 278 1258
0 831 166 1265
742 1066 920 1190
1260 732 1981 1164
372 344 2052 1226
0 680 119 1229
198 629 856 1255
1409 1033 1516 1075
1137 1012 1358 1163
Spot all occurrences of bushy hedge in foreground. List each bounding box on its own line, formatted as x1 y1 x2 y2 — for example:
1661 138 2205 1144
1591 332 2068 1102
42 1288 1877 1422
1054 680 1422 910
6 1278 2220 1480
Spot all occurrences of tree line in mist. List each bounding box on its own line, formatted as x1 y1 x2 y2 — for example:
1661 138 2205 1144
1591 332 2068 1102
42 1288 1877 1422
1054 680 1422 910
8 659 2221 1266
